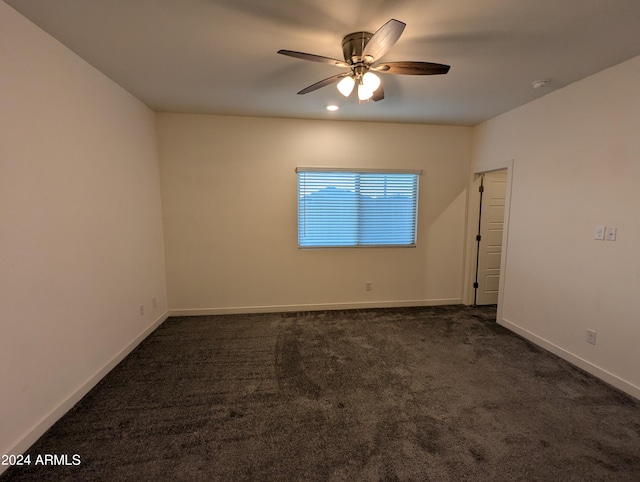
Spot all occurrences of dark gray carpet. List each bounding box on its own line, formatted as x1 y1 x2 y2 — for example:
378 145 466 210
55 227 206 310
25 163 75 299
3 306 640 481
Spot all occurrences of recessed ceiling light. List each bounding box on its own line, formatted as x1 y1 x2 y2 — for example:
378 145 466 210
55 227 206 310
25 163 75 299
326 104 339 112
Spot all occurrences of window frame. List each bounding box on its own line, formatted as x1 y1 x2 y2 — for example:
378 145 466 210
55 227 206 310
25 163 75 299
296 167 422 249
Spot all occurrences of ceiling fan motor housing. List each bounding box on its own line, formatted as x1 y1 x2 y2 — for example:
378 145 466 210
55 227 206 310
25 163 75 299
342 32 373 63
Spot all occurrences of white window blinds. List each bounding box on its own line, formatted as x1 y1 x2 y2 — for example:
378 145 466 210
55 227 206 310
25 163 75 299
297 169 421 248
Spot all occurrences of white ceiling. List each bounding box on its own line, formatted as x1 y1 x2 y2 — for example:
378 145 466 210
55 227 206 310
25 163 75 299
6 0 640 126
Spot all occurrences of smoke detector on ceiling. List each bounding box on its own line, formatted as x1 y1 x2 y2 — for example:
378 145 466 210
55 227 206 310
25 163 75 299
532 79 549 89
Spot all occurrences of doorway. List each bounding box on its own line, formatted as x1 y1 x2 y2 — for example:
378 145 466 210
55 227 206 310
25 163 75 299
473 169 508 305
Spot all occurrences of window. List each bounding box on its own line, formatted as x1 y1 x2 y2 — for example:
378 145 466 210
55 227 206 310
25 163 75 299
297 168 421 248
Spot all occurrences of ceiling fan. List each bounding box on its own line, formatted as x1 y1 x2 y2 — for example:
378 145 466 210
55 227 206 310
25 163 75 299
278 19 450 102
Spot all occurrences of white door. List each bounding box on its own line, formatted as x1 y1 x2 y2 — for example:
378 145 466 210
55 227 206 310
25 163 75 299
475 170 507 305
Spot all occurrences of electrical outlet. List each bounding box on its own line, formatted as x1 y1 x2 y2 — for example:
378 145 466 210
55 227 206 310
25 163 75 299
594 225 606 241
139 304 145 316
586 329 597 345
365 281 372 291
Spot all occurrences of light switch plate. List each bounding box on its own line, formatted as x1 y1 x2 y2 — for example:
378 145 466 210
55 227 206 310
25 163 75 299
606 227 617 241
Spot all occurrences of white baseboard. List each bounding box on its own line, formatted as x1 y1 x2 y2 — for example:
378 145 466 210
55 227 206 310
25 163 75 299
1 312 169 475
169 298 462 317
499 317 640 400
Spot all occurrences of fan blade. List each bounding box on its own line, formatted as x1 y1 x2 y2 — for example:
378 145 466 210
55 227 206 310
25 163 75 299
362 19 406 61
373 61 450 75
297 73 349 95
372 85 384 102
278 50 350 68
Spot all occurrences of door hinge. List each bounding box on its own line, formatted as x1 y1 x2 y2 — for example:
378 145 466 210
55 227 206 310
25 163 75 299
476 234 482 242
479 185 484 193
473 282 479 289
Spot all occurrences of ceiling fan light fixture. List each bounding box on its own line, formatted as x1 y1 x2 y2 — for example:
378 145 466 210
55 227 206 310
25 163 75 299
358 83 374 101
357 72 381 101
336 75 355 97
362 72 381 92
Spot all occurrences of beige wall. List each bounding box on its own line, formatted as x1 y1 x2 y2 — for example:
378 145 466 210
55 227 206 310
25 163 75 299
472 55 640 398
0 2 167 462
158 114 472 314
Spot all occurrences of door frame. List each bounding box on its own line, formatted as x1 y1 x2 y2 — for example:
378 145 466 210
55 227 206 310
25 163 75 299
463 159 514 322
